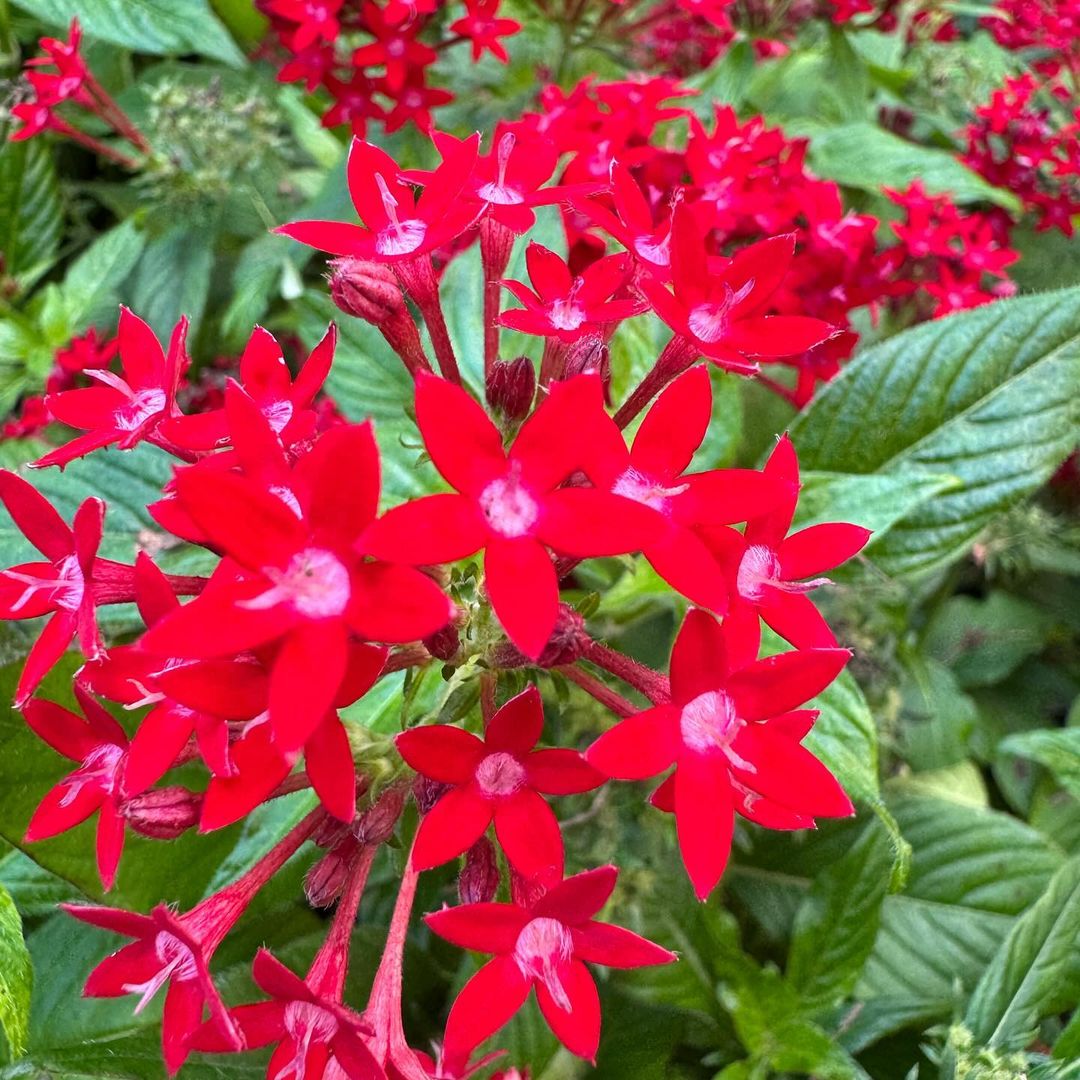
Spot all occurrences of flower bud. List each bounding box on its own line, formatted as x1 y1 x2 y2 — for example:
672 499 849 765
486 356 536 421
491 602 588 669
353 784 406 846
563 335 610 385
121 787 201 840
423 621 460 662
458 837 500 905
328 257 406 323
415 775 451 815
305 837 359 908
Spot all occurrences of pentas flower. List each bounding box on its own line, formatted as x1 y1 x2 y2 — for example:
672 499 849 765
141 421 450 757
26 18 88 93
265 0 345 50
34 307 188 468
64 809 323 1074
581 366 784 611
638 213 836 375
586 608 854 898
397 685 603 879
500 245 644 344
55 327 119 373
22 685 132 890
427 865 675 1069
361 373 661 659
354 4 437 93
450 0 522 63
380 71 455 135
276 136 481 262
701 435 871 649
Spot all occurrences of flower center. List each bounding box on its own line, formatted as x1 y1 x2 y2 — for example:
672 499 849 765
633 234 670 266
478 132 525 206
59 742 125 807
374 173 428 256
547 279 586 332
478 473 539 538
115 388 167 432
122 932 199 1014
242 548 351 619
679 690 742 756
475 751 526 798
279 1001 339 1080
737 544 830 601
687 302 731 344
611 466 687 514
263 398 294 434
2 552 85 614
513 917 574 1010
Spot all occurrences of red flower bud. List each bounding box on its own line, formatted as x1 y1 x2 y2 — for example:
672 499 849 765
491 603 588 669
415 775 451 815
353 784 406 846
458 837 500 904
305 837 359 908
120 787 201 840
329 257 406 323
563 335 610 388
485 356 536 421
423 621 461 662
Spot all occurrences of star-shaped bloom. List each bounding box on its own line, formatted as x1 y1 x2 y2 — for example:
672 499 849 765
35 307 188 468
427 865 675 1070
276 136 481 262
397 685 603 879
449 0 522 63
700 435 871 649
361 373 661 658
586 608 854 898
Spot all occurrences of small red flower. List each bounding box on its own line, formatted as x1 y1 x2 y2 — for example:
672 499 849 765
450 0 522 64
35 307 188 468
23 685 131 890
427 865 675 1069
265 0 345 50
500 244 644 343
353 3 437 92
397 685 603 878
361 373 661 658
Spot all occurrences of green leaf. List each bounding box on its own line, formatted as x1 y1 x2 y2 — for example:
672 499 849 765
130 222 216 341
965 856 1080 1050
0 140 63 289
999 729 1080 801
788 820 895 1010
10 0 246 66
801 122 1019 210
686 41 755 113
0 884 31 1058
58 220 145 336
790 287 1080 577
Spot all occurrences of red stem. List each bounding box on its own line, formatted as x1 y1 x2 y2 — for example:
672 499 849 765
613 334 698 429
560 664 639 717
583 640 671 704
395 256 461 385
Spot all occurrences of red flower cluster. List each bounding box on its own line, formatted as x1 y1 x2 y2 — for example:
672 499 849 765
258 0 521 135
4 111 876 1076
981 0 1080 82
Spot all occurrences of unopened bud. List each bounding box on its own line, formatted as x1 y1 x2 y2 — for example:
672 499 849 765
353 785 406 846
328 257 406 323
415 775 451 815
486 356 536 421
423 621 461 662
491 602 588 669
305 836 360 908
121 787 201 839
563 335 610 388
458 837 500 904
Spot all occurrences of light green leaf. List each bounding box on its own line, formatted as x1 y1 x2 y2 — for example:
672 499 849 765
0 140 63 289
999 729 1080 801
965 856 1080 1050
10 0 245 66
58 220 145 335
790 287 1080 577
0 884 31 1058
131 223 216 340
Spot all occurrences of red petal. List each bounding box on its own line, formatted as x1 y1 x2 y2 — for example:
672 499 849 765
133 552 178 627
360 495 486 565
778 523 871 579
484 538 558 660
412 787 493 870
306 715 357 822
296 421 381 545
199 728 290 831
123 705 195 794
21 698 100 761
745 434 799 547
0 470 73 561
26 782 101 841
585 706 679 781
117 306 166 391
336 642 387 707
414 373 506 496
535 959 600 1062
270 622 347 753
424 902 530 954
442 957 530 1070
155 658 269 718
524 243 572 300
485 684 543 755
15 609 75 706
395 725 485 784
674 755 734 900
161 976 203 1074
724 316 835 358
717 234 796 316
47 386 126 430
292 324 335 408
274 220 374 257
630 366 710 483
644 527 728 612
676 468 786 526
253 945 311 1001
572 922 676 968
669 608 730 703
82 940 157 997
145 589 292 659
534 865 617 924
537 488 662 557
525 749 604 795
494 789 564 881
727 648 850 720
760 591 837 650
95 798 125 891
347 562 453 644
62 902 153 937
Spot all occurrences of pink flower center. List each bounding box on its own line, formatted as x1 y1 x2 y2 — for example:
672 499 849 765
386 38 406 57
122 931 199 1013
279 1001 339 1080
611 466 687 514
736 543 829 602
478 472 539 538
263 398 294 434
513 917 574 1010
374 173 428 256
679 690 744 757
687 302 731 344
633 234 670 266
59 741 125 806
475 751 526 797
242 548 351 619
2 552 85 613
477 132 525 206
547 279 586 332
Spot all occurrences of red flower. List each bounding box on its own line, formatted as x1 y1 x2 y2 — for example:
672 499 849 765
638 213 836 375
701 435 870 649
141 421 451 756
55 327 119 373
379 71 454 134
586 608 854 898
500 245 644 343
361 373 661 659
321 71 386 136
35 307 188 468
26 18 88 95
450 0 522 63
276 136 480 261
397 685 603 878
22 685 131 890
265 0 345 50
427 865 675 1068
581 365 784 610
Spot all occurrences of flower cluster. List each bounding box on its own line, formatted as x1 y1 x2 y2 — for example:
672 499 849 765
257 0 521 135
9 19 149 166
4 114 873 1076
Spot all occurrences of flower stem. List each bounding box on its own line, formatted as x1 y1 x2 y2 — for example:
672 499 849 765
613 334 698 429
560 663 639 717
582 640 671 703
395 255 461 385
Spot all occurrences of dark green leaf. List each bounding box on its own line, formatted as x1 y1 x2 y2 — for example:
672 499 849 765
999 730 1080 801
0 140 63 288
130 223 216 341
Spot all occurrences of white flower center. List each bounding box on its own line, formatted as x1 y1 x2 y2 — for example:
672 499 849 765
679 690 742 756
241 548 351 619
611 466 687 514
633 234 670 266
736 544 782 602
115 388 167 432
122 932 199 1013
478 473 539 538
3 552 84 613
59 742 125 806
374 173 428 256
513 917 574 1010
278 1001 340 1080
475 751 526 798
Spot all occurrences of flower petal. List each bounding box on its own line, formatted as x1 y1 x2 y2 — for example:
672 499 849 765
485 684 543 756
534 865 618 925
484 538 558 661
537 488 662 558
412 786 493 870
395 725 485 784
630 365 711 483
585 706 679 781
535 958 600 1063
442 957 530 1070
424 902 530 954
347 561 453 643
360 495 486 565
525 749 605 796
494 789 564 881
306 715 357 822
727 648 850 720
674 755 734 900
778 523 871 580
270 621 348 753
0 470 73 561
644 526 728 612
572 921 676 969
